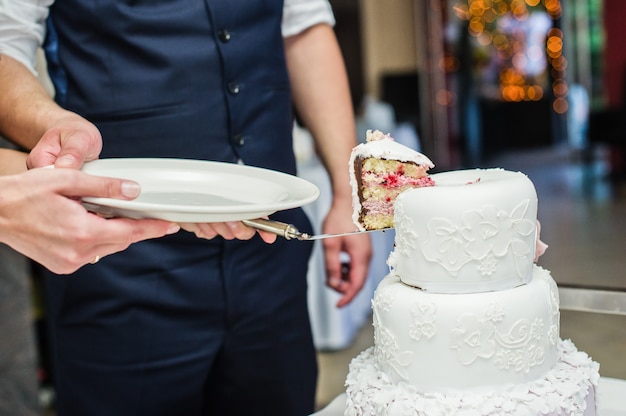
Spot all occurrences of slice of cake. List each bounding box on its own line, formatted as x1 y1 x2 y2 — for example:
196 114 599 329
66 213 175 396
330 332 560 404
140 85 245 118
349 129 434 230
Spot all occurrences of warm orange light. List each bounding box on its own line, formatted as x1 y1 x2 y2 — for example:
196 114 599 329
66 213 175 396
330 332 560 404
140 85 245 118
469 2 485 16
551 56 568 71
495 1 508 14
551 68 566 79
544 0 562 17
553 80 568 97
526 85 543 101
546 37 562 52
511 2 529 19
492 33 508 48
501 85 526 102
469 18 485 35
548 28 563 38
441 55 461 72
483 8 497 23
553 97 568 113
456 0 564 107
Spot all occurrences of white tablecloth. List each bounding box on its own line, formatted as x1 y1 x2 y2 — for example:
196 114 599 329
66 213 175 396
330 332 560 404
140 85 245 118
312 377 626 415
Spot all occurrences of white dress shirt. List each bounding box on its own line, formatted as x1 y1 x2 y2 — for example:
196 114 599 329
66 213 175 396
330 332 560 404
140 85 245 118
0 0 335 75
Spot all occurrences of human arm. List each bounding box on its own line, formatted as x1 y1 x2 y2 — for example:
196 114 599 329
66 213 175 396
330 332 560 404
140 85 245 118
0 56 183 270
0 53 104 169
285 24 372 307
0 150 182 274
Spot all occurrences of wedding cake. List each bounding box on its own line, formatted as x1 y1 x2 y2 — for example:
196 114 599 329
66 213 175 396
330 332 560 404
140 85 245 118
344 168 599 416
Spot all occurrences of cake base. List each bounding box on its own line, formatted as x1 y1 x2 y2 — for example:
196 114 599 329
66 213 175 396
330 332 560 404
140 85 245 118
344 339 598 416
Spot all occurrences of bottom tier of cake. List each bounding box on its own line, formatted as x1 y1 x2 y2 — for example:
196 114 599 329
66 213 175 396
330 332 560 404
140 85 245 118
345 338 599 416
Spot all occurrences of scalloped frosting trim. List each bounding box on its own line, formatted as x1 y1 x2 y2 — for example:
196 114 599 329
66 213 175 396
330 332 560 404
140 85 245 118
345 338 599 416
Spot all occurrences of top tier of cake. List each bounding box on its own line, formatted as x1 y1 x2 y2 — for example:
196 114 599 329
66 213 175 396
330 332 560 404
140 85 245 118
389 168 538 294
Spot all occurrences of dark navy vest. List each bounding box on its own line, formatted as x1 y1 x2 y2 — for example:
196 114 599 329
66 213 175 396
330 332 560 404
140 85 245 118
44 0 296 175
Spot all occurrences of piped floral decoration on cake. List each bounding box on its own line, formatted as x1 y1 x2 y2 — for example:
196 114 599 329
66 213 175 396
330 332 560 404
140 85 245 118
421 199 536 280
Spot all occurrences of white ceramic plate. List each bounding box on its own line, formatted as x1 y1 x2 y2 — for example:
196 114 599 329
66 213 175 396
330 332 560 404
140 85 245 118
81 158 320 222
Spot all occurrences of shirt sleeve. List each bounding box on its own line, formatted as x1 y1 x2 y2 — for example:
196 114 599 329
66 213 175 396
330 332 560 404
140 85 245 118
282 0 336 38
0 0 53 75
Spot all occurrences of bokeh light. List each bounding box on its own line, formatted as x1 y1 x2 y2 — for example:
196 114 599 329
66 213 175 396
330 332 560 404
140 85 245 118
455 0 566 108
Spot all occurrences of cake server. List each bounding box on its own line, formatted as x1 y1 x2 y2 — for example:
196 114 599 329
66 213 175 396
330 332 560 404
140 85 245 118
242 218 392 240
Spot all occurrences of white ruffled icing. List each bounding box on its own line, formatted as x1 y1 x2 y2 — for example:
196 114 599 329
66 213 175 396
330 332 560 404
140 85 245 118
345 339 599 416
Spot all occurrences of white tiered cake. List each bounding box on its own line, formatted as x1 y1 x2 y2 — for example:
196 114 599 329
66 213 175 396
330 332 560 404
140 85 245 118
344 168 599 416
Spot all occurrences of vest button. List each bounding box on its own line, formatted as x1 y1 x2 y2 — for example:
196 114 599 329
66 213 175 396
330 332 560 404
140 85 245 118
228 82 240 95
218 30 231 42
232 134 245 146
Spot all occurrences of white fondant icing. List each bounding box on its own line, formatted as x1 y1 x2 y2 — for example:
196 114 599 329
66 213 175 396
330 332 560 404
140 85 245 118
392 169 538 293
372 266 559 392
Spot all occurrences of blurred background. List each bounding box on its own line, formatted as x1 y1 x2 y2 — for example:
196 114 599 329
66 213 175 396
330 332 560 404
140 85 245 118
329 0 623 172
